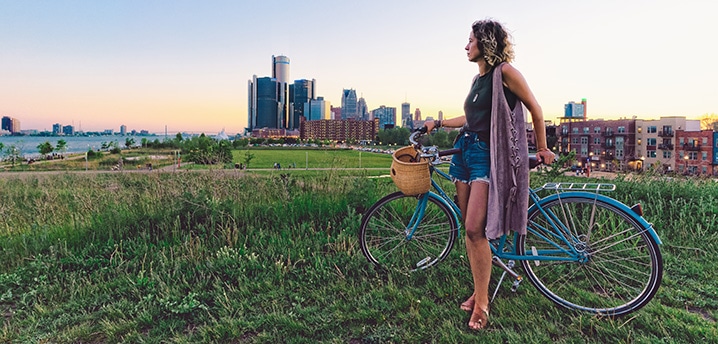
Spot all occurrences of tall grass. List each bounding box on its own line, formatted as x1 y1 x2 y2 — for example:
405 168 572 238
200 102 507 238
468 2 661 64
0 171 715 342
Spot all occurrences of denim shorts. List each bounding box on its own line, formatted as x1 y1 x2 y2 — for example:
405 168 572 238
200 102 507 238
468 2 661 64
449 131 491 184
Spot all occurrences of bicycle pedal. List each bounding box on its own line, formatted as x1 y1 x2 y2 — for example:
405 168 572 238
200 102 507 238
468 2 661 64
511 277 523 293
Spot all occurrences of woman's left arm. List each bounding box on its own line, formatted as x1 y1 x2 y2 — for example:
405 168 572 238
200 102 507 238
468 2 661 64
501 64 554 164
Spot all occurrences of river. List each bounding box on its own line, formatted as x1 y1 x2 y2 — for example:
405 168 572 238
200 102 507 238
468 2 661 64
0 135 167 157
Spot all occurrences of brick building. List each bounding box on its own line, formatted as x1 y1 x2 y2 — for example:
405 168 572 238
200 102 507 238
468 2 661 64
299 118 379 142
559 118 637 172
675 129 714 175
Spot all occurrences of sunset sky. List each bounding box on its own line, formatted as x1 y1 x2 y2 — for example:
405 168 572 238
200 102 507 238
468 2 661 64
1 0 716 134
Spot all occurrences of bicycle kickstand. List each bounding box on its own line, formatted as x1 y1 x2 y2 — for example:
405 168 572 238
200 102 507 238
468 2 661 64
490 256 523 303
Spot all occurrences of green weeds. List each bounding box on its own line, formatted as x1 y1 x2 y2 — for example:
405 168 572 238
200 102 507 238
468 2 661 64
0 171 715 342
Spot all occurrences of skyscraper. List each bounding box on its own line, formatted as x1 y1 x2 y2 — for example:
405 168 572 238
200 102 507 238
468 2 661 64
401 102 411 128
290 79 315 129
371 106 397 129
341 89 358 120
358 97 369 121
248 75 280 129
305 96 331 121
272 55 290 128
1 116 20 134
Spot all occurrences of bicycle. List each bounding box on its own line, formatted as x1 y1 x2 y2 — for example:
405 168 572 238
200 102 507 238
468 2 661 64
359 130 663 316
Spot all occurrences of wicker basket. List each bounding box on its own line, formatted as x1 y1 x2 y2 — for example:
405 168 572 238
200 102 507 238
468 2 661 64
390 146 431 195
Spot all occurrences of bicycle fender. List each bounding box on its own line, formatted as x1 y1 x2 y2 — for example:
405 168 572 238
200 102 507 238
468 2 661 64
529 191 662 245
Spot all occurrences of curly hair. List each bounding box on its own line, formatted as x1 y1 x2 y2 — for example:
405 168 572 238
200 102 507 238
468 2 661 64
472 19 514 67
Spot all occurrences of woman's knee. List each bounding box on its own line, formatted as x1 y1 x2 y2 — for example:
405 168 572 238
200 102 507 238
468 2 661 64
464 219 487 241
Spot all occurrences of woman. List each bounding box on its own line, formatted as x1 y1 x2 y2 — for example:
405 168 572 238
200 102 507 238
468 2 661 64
425 19 554 330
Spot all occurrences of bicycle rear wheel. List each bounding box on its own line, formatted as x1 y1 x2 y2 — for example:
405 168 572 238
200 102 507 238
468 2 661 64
518 195 662 316
360 191 458 272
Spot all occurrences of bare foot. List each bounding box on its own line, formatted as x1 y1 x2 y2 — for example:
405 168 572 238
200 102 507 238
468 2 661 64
468 304 489 330
460 294 475 312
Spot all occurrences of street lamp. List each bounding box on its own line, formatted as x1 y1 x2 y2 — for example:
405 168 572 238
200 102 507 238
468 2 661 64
684 155 689 175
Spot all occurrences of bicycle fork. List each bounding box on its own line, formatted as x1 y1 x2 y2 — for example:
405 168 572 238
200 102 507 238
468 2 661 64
490 256 523 303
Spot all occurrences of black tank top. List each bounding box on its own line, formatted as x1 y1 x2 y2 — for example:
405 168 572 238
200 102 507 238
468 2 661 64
463 67 517 142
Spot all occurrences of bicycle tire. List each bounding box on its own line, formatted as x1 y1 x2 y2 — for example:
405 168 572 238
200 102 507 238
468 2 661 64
360 191 458 272
518 195 662 316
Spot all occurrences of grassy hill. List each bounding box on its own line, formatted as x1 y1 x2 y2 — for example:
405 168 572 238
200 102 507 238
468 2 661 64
0 169 715 342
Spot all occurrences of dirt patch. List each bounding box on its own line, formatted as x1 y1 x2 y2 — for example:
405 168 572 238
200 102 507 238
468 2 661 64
687 306 715 322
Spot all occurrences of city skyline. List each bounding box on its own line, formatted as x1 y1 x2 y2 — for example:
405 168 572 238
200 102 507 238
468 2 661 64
1 1 716 134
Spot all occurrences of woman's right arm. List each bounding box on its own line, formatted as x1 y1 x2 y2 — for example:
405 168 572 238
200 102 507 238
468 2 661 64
425 116 466 132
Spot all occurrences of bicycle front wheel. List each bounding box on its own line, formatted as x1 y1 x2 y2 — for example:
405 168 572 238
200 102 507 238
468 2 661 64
518 195 662 316
360 191 458 272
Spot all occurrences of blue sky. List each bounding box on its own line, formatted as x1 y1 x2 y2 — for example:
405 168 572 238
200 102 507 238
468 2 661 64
1 0 716 134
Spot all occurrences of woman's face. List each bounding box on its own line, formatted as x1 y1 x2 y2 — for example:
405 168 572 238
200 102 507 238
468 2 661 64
465 31 481 62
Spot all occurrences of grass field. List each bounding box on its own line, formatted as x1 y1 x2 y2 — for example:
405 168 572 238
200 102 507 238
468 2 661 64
0 163 716 342
230 147 393 170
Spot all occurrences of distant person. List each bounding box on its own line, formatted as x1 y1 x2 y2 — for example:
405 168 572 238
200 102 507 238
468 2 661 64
424 19 554 331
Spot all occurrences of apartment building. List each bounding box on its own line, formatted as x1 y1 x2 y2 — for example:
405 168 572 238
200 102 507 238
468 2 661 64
559 118 637 172
675 129 714 175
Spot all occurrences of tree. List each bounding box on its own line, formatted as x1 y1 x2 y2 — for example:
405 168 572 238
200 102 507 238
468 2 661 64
125 137 135 149
699 113 718 131
56 139 67 156
38 141 54 156
243 149 255 168
5 144 21 166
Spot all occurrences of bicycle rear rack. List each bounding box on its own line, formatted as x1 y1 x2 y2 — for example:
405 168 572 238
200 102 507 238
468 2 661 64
541 183 616 192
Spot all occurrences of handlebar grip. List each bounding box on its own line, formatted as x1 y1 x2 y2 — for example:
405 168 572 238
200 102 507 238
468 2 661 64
528 155 541 169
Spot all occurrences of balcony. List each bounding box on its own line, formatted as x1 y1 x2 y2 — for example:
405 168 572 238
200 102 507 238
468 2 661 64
603 131 614 137
658 143 674 150
683 144 702 151
658 131 674 137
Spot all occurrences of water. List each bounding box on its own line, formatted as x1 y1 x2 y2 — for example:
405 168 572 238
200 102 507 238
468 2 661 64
0 135 166 158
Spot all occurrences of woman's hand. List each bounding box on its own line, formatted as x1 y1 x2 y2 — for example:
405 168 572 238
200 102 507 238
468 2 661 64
536 149 556 165
424 120 437 133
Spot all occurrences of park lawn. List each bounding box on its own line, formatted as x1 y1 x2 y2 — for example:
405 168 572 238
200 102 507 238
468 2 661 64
231 147 393 169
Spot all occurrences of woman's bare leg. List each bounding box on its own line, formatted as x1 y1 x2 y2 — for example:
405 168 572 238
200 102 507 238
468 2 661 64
457 180 491 330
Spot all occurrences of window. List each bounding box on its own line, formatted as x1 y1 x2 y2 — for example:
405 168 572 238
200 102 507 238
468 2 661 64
572 137 579 144
679 137 684 144
581 137 588 144
572 128 579 134
703 152 708 161
583 127 590 134
593 137 601 144
663 151 672 159
616 149 624 159
703 137 708 144
689 152 698 160
647 138 656 146
647 150 656 158
594 127 601 133
580 148 588 156
647 126 657 133
617 126 626 133
593 148 601 156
